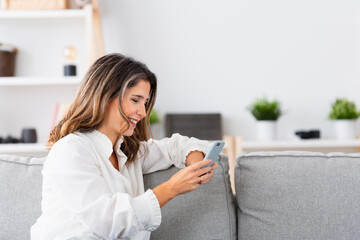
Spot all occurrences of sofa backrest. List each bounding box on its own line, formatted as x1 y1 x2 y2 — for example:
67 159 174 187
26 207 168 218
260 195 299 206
1 154 236 240
144 154 237 240
0 154 45 240
235 151 360 240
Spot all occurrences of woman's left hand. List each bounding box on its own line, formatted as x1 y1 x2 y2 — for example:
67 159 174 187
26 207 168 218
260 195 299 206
185 150 218 184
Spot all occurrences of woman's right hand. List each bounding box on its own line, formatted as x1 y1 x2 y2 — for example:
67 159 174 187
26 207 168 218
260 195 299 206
153 159 214 208
167 159 214 196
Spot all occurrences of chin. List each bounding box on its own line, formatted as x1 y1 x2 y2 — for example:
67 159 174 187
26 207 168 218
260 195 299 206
123 130 134 137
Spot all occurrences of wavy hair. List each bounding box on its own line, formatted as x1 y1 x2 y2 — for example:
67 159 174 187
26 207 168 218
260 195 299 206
48 53 157 163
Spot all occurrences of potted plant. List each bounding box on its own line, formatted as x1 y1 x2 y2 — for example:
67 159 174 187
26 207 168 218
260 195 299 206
148 109 161 139
328 98 360 140
247 97 282 141
149 108 160 125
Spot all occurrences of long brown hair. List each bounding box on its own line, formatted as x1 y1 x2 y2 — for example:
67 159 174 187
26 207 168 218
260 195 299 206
48 53 157 163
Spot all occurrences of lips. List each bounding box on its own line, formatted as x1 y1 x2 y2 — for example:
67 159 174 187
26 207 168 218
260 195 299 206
129 118 138 127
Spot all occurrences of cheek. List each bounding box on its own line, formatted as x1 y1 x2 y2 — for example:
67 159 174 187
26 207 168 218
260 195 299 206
111 101 126 125
121 102 137 117
120 100 131 116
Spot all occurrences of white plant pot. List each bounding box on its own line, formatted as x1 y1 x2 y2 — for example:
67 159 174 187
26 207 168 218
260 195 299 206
257 120 276 141
334 120 356 140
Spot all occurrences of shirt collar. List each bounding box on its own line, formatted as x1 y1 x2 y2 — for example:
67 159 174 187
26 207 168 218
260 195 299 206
114 137 125 155
115 137 128 167
86 130 114 159
86 130 127 166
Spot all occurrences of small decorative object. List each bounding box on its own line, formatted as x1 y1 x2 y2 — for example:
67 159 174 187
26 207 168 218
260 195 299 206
328 98 360 140
247 97 282 141
1 135 20 144
75 0 91 8
63 46 77 76
165 113 222 140
0 43 17 77
295 130 320 139
21 128 37 143
1 0 68 10
50 103 70 129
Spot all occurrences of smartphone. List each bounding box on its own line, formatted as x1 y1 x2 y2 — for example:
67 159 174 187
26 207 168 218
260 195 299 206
202 140 225 167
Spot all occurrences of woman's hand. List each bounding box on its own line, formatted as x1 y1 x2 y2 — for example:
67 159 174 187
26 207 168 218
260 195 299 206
185 150 218 185
153 159 218 207
168 159 218 194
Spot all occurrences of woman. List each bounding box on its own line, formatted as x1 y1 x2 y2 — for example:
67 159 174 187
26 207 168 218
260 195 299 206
31 53 218 240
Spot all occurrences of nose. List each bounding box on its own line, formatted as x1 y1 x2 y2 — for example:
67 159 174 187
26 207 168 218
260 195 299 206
137 104 146 118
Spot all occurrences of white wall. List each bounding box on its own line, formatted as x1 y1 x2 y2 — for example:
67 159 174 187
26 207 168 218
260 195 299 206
99 0 360 140
1 0 360 142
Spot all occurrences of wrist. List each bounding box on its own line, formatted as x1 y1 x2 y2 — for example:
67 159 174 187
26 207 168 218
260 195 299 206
164 180 177 199
153 180 177 208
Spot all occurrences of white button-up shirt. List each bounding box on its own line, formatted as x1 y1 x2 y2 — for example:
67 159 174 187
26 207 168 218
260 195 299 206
31 130 210 240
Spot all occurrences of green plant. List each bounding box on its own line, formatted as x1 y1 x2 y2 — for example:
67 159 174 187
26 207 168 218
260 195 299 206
328 98 360 120
247 97 282 121
149 109 160 124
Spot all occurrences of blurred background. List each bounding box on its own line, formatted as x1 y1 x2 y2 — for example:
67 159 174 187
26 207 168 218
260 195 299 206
1 0 360 144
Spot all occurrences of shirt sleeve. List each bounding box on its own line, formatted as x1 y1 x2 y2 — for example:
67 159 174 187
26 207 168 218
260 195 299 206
139 133 211 174
43 136 161 239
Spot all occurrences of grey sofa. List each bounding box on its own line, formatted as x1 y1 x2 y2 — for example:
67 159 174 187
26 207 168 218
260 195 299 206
1 151 360 240
236 151 360 240
0 154 237 240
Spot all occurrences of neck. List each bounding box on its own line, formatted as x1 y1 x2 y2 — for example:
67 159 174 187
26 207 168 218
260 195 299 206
97 127 119 147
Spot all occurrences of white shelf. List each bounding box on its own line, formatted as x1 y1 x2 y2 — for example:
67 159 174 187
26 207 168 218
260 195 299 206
241 139 360 150
0 9 87 19
0 143 49 157
0 77 81 86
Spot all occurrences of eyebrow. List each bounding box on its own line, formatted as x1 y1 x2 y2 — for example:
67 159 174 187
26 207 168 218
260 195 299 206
132 94 149 100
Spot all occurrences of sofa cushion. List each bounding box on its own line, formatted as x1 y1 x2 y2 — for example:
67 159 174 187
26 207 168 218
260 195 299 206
235 151 360 240
144 154 237 240
0 154 45 240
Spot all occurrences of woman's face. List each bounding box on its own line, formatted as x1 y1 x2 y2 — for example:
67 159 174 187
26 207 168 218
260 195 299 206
101 79 151 141
120 79 151 136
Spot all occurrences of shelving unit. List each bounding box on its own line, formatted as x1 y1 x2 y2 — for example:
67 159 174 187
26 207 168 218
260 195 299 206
0 3 103 70
0 76 81 86
0 4 104 151
230 137 360 154
241 139 360 150
0 8 87 19
0 143 48 157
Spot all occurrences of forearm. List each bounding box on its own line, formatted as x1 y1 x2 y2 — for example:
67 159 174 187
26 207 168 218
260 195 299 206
152 181 176 208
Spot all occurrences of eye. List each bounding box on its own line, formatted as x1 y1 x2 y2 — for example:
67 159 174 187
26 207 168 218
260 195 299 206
131 98 138 103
